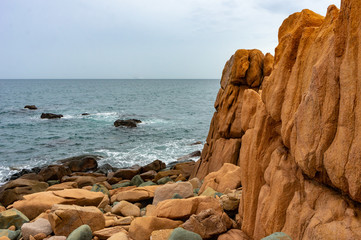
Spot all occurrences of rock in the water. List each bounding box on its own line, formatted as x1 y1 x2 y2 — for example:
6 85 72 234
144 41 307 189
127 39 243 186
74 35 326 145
66 225 92 240
111 201 140 217
114 119 141 128
168 227 202 240
153 182 193 205
40 113 63 119
0 179 49 207
141 160 166 173
48 204 104 236
0 229 20 240
182 209 228 239
261 232 292 240
129 216 182 240
0 209 29 230
177 151 201 161
24 105 37 110
81 113 90 116
58 154 100 172
21 218 52 240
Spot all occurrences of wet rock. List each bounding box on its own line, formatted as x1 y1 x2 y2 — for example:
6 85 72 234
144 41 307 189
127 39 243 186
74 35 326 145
21 218 52 240
0 209 29 230
153 182 193 205
48 205 104 236
81 113 90 116
169 227 202 240
114 119 141 128
66 225 92 240
40 113 63 119
24 105 37 110
129 216 182 240
96 164 117 175
58 154 100 172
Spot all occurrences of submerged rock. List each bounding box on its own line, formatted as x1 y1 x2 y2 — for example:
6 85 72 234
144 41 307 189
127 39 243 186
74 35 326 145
40 113 63 119
114 119 141 128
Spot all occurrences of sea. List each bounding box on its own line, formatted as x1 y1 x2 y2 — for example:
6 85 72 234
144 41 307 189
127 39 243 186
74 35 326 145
0 79 219 183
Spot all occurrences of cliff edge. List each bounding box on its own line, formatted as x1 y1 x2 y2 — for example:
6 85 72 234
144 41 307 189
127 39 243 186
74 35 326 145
191 0 361 239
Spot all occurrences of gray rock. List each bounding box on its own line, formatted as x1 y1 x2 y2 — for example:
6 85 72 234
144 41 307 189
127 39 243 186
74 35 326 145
66 225 92 240
169 227 202 240
0 208 29 230
130 175 144 187
156 176 173 185
261 232 292 240
139 181 156 187
0 229 21 240
40 113 63 119
21 218 52 240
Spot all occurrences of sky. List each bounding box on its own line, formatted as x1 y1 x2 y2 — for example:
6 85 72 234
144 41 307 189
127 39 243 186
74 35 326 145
0 0 340 79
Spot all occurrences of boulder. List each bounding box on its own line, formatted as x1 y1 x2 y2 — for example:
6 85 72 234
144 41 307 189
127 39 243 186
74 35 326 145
46 182 77 191
91 184 110 196
12 189 104 220
139 170 157 181
66 225 92 240
40 113 63 119
217 229 251 240
39 165 71 182
48 205 104 236
21 218 52 240
189 178 202 189
155 196 223 220
114 119 141 128
0 209 29 230
182 209 228 239
150 229 173 240
169 227 202 240
177 151 201 161
0 230 20 240
154 170 182 182
111 201 140 217
58 155 100 172
96 163 117 175
112 168 140 180
0 179 49 206
139 181 157 187
172 161 196 179
153 182 193 205
111 185 159 203
141 160 166 173
129 175 144 187
24 105 37 110
129 216 182 240
199 163 242 194
108 232 129 240
93 226 127 240
156 177 173 185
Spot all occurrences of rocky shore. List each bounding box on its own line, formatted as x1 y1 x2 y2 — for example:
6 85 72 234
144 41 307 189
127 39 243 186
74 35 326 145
2 0 361 239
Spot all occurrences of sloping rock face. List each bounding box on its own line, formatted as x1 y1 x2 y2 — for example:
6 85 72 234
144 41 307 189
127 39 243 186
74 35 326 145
191 1 361 239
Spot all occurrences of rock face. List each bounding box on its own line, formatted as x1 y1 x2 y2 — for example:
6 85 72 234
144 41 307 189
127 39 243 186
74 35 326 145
191 1 361 239
40 113 63 119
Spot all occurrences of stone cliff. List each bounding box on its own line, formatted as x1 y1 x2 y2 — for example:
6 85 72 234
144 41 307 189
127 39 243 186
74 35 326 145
191 0 361 239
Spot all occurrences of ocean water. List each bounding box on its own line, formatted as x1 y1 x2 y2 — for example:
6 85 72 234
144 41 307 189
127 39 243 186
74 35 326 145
0 79 219 183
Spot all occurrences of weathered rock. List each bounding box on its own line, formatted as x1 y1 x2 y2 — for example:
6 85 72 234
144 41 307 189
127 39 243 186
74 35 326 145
200 187 217 197
114 119 141 128
176 151 201 161
93 226 127 240
111 201 140 217
141 160 166 173
24 105 37 110
66 225 92 240
58 155 100 172
169 227 202 240
199 163 242 194
128 216 182 240
129 175 144 187
12 189 104 220
96 163 117 175
21 218 52 240
0 209 29 230
112 167 140 180
218 229 251 240
40 113 63 119
153 182 194 205
182 209 228 239
155 196 223 220
111 185 159 203
33 232 47 240
48 204 104 236
0 179 49 206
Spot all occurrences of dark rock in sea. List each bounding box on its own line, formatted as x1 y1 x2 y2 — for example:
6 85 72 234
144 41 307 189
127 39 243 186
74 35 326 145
176 150 201 161
40 113 63 119
81 113 90 116
114 119 141 128
58 154 101 172
7 167 42 181
39 165 71 181
24 105 37 110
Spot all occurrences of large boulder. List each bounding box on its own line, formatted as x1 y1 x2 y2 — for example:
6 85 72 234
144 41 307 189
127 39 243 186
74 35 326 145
0 209 29 230
40 113 63 119
0 179 49 206
140 160 166 173
111 185 159 203
153 182 194 205
39 165 71 181
111 201 140 217
114 119 141 128
112 167 140 180
12 189 104 220
48 205 105 236
21 218 52 240
129 216 182 240
58 155 100 172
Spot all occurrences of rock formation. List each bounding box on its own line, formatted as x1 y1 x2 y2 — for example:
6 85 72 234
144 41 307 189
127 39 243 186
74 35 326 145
191 1 361 239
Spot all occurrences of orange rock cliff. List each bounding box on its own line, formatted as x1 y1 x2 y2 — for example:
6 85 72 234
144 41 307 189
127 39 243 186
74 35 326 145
191 0 361 239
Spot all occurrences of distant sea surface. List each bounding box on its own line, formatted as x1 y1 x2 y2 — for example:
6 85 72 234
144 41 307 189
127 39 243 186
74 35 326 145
0 79 219 183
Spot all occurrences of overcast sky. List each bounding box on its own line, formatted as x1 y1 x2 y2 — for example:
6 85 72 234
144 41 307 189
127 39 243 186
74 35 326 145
0 0 340 79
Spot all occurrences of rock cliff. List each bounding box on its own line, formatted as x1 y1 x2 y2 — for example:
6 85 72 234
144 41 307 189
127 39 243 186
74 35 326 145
191 0 361 239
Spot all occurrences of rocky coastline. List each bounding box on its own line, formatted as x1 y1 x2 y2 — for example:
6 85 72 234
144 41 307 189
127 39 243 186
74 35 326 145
2 0 361 239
